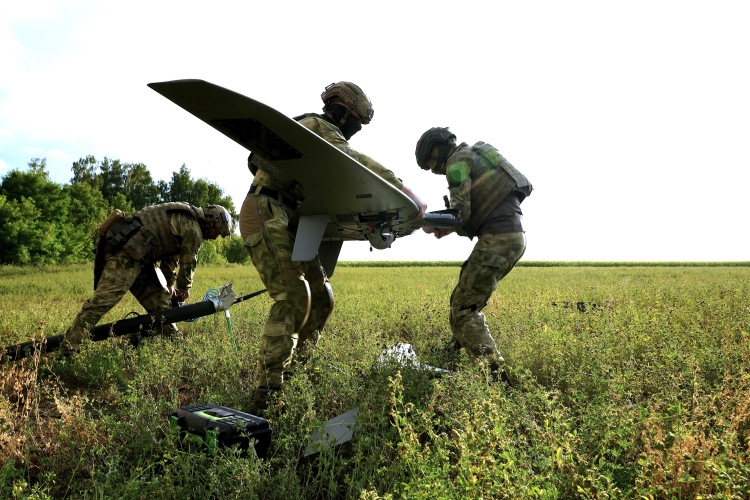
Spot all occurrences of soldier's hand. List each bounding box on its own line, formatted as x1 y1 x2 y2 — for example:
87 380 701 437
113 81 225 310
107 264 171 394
401 185 427 221
176 289 190 300
433 228 455 239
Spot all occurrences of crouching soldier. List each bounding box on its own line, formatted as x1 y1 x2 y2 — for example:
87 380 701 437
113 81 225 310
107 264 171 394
63 202 232 352
415 128 532 373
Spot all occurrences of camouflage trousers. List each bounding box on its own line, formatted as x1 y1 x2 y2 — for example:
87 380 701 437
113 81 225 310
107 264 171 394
450 232 526 369
65 252 178 348
240 192 334 390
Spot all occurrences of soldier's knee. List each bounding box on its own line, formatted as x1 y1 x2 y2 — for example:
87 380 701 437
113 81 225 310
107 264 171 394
450 303 482 329
453 303 479 318
259 321 295 367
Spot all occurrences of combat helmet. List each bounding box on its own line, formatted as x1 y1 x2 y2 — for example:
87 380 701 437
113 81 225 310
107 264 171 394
415 127 456 170
321 82 374 124
201 204 232 237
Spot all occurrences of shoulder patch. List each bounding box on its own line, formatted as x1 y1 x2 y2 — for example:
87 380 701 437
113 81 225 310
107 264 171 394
446 161 470 187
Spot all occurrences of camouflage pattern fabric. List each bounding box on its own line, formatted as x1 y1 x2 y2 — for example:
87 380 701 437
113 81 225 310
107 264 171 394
132 209 204 292
243 112 403 410
65 252 178 346
240 193 333 391
447 142 532 239
297 115 404 190
64 210 204 348
450 232 526 369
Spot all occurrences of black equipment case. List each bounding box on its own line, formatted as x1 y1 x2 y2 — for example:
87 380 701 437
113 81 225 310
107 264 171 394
170 403 272 458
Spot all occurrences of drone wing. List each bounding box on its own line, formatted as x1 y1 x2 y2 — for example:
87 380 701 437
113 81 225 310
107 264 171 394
148 79 418 274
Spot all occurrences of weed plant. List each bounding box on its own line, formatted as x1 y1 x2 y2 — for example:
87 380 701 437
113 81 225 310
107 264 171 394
0 264 749 498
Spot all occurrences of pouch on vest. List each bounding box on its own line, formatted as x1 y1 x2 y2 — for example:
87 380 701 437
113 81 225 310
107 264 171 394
104 218 143 254
122 226 160 262
98 209 125 235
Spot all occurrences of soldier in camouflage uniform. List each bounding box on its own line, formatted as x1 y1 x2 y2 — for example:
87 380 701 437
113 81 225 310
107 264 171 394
241 82 427 412
63 203 232 351
415 127 532 371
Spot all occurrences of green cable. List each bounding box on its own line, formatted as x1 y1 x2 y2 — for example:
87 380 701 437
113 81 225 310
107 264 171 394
224 310 238 353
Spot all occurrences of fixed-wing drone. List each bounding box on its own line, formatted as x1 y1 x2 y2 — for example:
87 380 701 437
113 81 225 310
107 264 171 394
148 80 460 276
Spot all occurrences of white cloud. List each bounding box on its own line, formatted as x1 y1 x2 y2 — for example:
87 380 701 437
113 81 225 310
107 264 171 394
46 149 68 159
22 146 44 156
0 23 24 93
0 0 57 21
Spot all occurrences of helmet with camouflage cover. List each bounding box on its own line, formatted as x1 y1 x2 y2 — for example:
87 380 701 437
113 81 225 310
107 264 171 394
415 127 457 171
201 204 232 238
321 81 374 124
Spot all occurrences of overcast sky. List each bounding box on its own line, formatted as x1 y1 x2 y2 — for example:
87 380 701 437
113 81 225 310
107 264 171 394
1 0 748 261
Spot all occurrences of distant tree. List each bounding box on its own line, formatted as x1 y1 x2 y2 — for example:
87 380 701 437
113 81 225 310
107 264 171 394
70 155 100 189
62 182 111 261
0 195 50 264
110 192 135 214
0 156 240 265
70 156 159 211
165 164 194 204
97 157 128 207
27 158 49 177
1 160 70 226
156 179 170 203
125 163 160 209
225 235 250 264
161 164 236 219
0 160 107 263
0 160 117 264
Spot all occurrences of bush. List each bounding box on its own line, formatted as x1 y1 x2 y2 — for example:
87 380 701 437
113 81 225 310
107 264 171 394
225 235 249 264
197 238 228 264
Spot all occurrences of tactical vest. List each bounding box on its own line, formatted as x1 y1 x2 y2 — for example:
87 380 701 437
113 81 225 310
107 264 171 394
250 154 299 191
133 202 201 261
453 142 533 238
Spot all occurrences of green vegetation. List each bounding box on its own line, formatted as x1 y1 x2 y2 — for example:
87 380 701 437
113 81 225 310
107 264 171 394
0 158 237 265
1 264 749 498
339 261 750 268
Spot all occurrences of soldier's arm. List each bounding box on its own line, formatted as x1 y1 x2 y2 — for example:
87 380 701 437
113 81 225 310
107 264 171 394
399 184 427 220
447 160 473 237
172 214 203 292
351 152 403 189
160 256 179 288
298 115 404 189
349 148 429 219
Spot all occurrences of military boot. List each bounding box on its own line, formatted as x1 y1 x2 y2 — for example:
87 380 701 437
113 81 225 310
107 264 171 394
249 385 282 417
487 355 513 388
59 339 81 357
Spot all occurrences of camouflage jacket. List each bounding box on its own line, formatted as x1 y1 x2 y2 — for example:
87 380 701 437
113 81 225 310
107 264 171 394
131 203 204 292
158 212 202 292
249 114 403 198
446 142 532 239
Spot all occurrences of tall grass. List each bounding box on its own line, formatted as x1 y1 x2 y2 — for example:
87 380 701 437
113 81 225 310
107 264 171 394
1 264 749 498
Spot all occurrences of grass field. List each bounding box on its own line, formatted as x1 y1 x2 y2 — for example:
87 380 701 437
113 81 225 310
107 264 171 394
1 263 749 499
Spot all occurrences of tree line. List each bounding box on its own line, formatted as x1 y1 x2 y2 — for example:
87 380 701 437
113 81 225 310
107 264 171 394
0 157 248 265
